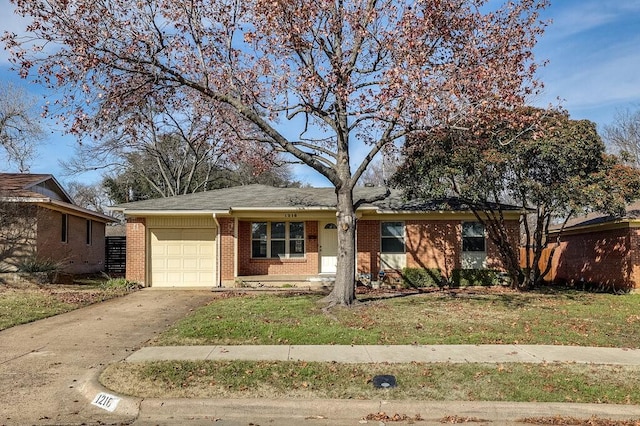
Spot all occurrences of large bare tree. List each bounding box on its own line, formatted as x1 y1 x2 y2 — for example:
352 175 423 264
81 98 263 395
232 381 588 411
604 108 640 168
4 0 548 305
0 82 43 172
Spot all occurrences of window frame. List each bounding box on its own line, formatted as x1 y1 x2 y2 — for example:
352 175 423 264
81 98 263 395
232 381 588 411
380 221 406 254
462 222 486 252
86 219 92 246
61 214 68 243
251 221 306 259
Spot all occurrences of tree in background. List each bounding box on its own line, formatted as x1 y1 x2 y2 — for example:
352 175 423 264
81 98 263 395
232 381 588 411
4 0 548 306
394 108 640 289
65 181 113 214
0 82 43 172
62 100 291 200
604 108 640 168
356 151 402 187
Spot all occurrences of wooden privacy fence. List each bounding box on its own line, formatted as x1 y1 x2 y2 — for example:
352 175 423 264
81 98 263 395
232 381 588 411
519 246 556 281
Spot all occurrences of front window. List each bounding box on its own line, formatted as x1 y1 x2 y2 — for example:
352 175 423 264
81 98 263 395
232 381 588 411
381 221 405 253
252 221 305 258
462 222 485 252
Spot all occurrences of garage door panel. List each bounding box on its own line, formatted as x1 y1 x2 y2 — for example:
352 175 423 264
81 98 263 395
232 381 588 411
150 227 216 287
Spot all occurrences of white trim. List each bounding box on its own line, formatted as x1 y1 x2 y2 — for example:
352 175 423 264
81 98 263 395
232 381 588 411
212 213 222 288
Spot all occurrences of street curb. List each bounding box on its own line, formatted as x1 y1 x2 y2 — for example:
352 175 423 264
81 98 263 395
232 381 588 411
135 398 640 424
76 369 141 419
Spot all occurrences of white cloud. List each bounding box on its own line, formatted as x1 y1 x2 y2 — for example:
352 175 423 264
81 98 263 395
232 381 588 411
0 0 31 63
544 1 640 40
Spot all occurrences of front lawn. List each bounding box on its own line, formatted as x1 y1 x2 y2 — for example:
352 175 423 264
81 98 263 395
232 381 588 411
102 288 640 406
0 278 138 330
153 288 640 348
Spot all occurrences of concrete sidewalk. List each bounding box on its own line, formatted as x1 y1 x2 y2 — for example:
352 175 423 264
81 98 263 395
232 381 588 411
120 344 640 425
126 344 640 365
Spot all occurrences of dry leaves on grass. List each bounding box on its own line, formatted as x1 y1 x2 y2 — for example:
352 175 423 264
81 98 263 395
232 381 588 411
440 415 489 423
363 412 423 422
520 416 640 425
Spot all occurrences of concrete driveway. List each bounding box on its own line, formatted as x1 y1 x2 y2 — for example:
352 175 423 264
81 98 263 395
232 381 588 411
0 289 215 425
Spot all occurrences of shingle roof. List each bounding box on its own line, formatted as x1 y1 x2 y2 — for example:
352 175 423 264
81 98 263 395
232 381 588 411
556 200 640 230
0 173 114 222
114 184 523 213
0 173 58 198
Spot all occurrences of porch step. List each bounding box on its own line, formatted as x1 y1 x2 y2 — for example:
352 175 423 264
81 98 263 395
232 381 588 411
234 275 335 289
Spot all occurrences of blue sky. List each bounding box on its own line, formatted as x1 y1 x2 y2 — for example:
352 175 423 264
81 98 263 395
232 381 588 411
1 0 640 187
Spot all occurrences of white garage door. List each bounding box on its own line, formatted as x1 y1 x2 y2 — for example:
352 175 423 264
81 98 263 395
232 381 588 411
150 228 216 287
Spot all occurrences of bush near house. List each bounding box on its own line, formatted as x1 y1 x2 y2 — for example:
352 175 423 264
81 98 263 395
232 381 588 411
402 268 505 288
402 268 444 288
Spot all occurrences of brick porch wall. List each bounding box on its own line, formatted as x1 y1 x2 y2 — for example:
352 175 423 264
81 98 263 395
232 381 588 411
553 227 634 289
36 207 107 274
237 220 319 276
218 217 235 281
125 217 146 284
356 220 380 275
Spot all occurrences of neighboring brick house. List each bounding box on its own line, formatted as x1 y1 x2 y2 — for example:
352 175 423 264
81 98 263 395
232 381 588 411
545 201 640 291
0 173 115 274
113 185 522 288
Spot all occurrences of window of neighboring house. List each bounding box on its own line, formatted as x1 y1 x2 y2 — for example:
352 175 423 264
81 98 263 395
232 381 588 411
61 214 68 243
86 219 92 245
381 221 405 253
251 221 305 258
462 222 486 252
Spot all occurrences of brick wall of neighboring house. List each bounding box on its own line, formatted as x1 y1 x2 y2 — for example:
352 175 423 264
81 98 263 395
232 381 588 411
552 227 636 290
0 202 37 272
218 217 235 281
237 220 319 276
36 206 107 274
125 217 146 284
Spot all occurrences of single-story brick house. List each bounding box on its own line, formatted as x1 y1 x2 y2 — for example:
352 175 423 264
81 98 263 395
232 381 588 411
546 201 640 291
0 173 115 274
112 185 522 288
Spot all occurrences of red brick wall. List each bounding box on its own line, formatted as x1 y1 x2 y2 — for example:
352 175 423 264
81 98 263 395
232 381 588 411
125 217 146 284
237 220 318 275
405 220 461 276
356 220 380 274
219 217 235 281
36 207 107 274
486 220 521 270
356 219 518 278
553 227 635 289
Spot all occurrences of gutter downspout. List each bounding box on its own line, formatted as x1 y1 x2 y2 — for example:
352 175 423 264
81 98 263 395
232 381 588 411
212 213 222 288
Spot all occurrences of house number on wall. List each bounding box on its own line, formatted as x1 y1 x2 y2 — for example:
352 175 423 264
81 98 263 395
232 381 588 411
91 392 120 412
284 213 298 218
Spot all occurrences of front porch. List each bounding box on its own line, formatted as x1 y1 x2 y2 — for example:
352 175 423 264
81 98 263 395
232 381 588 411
230 274 336 289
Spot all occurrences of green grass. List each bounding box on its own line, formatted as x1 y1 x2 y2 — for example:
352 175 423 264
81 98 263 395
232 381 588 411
101 360 640 404
0 284 135 330
153 290 640 348
0 291 78 330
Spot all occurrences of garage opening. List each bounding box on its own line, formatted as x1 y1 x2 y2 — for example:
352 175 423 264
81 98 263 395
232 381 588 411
150 227 216 287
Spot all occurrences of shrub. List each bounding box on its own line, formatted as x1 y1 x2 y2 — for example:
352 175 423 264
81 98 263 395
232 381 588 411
17 256 61 273
451 269 503 287
100 276 141 291
402 268 444 288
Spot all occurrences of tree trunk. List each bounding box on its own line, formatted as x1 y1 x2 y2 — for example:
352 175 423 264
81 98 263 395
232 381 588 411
323 187 357 306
